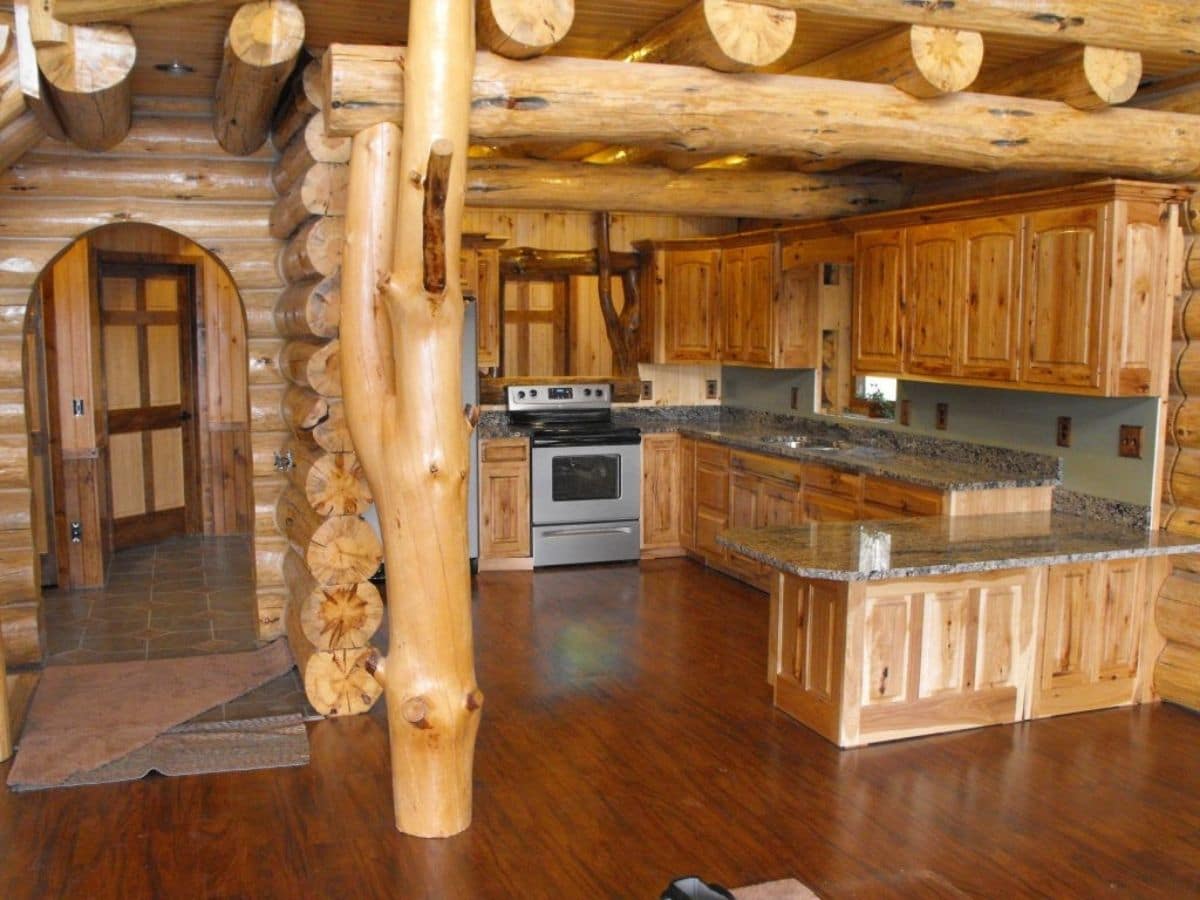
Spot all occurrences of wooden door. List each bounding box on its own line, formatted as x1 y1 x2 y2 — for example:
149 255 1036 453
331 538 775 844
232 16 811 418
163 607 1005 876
740 242 776 366
720 246 746 361
904 223 958 376
958 215 1023 382
664 248 720 362
776 258 821 370
640 433 680 551
1022 205 1106 390
98 257 199 549
852 229 904 375
479 438 530 560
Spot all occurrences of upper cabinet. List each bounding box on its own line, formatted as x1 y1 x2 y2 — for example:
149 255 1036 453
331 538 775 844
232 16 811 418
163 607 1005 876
721 242 776 366
639 245 721 363
461 235 506 371
850 183 1182 398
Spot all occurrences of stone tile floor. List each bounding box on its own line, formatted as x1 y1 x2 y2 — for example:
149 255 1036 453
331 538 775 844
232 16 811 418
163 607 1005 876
41 535 312 722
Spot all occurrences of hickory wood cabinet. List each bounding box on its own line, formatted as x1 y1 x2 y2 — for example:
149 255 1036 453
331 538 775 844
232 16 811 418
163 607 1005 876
461 235 505 371
478 437 530 565
851 182 1181 397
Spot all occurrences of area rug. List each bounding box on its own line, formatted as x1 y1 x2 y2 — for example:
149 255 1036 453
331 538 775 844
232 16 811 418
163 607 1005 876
733 879 820 899
7 640 296 790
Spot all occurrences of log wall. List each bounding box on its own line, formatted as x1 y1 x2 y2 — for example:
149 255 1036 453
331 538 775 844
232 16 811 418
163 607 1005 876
1160 187 1200 710
0 98 287 654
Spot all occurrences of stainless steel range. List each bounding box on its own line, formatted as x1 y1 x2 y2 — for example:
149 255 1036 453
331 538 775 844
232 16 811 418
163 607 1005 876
507 383 641 567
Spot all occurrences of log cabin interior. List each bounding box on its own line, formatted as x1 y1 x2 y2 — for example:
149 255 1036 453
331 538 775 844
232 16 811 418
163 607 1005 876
0 0 1199 896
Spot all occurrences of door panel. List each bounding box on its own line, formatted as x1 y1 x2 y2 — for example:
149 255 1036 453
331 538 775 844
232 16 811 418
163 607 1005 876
959 216 1022 382
905 224 958 376
99 257 198 549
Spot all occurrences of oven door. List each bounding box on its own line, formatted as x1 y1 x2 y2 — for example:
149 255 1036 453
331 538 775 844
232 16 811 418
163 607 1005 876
531 443 640 525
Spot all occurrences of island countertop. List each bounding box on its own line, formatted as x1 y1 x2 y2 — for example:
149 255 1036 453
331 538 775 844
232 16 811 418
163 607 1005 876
717 512 1200 582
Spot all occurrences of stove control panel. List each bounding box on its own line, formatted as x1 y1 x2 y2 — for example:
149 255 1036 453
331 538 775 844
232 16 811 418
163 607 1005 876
507 382 611 411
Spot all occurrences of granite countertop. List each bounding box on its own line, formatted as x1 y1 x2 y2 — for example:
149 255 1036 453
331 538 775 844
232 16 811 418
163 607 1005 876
669 424 1058 492
717 512 1200 582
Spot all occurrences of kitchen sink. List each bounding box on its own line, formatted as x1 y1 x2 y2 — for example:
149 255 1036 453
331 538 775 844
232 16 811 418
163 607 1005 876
758 435 843 451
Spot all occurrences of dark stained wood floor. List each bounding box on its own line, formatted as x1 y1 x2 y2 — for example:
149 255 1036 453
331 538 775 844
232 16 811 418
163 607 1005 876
2 558 1199 899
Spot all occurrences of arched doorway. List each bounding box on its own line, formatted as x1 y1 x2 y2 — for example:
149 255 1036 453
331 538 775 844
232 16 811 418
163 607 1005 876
24 224 256 662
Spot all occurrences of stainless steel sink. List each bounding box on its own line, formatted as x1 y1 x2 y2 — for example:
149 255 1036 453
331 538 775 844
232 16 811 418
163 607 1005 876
758 435 841 451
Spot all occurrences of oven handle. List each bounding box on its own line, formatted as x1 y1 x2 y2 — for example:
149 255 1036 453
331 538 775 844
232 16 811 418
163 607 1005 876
540 526 636 538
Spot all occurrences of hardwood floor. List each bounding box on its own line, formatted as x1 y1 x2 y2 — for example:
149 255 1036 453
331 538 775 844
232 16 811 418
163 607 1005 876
2 558 1198 899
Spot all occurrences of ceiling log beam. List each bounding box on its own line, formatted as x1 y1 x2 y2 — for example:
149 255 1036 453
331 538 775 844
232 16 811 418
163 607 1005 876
12 1 66 141
37 23 135 150
213 0 305 156
1132 70 1200 115
793 25 983 98
50 1 206 24
975 45 1142 110
477 0 574 60
324 47 1200 179
616 0 796 72
732 0 1200 62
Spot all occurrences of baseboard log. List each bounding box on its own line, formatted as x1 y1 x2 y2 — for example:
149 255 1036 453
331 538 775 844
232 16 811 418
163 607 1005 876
477 0 574 60
272 112 349 194
277 216 342 283
284 596 383 717
976 45 1142 110
274 485 381 586
272 57 321 151
269 162 349 239
280 338 341 397
615 0 794 73
213 0 305 156
283 548 382 649
1155 643 1200 709
465 157 907 219
281 382 327 433
324 47 1200 178
0 111 45 173
285 439 369 516
36 24 134 151
793 25 983 98
0 153 274 201
736 0 1200 62
274 274 341 340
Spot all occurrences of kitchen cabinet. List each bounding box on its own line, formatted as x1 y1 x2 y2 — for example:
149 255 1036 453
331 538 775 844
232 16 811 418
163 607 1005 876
637 245 721 363
479 437 530 563
958 215 1023 382
721 242 775 366
726 451 805 588
461 235 505 371
694 442 730 563
641 433 684 556
860 474 945 519
904 222 958 377
679 437 696 552
852 229 905 375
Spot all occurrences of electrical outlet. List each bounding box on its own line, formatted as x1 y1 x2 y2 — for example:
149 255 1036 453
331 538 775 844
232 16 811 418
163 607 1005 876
640 380 653 401
1056 416 1072 448
935 402 949 431
790 386 800 410
1118 424 1143 459
899 399 911 427
705 379 719 400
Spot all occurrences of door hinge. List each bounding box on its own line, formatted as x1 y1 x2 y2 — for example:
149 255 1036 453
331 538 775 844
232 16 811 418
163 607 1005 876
69 521 83 543
273 449 295 472
72 398 85 417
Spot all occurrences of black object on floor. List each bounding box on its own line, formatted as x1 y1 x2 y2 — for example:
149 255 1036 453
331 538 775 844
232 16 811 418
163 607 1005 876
662 876 736 900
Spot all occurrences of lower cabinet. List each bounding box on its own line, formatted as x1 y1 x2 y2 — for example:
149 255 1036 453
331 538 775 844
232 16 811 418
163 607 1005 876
641 433 684 556
479 437 530 563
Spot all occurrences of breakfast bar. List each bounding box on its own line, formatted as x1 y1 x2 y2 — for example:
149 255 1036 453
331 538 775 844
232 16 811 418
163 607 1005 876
719 513 1200 748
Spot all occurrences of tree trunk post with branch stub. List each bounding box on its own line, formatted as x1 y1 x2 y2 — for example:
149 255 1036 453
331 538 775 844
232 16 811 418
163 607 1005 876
339 0 481 838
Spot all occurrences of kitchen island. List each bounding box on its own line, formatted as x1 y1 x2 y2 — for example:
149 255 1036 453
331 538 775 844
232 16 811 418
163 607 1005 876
719 513 1200 747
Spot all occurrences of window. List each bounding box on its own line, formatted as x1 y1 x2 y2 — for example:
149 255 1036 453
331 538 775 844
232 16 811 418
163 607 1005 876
852 375 897 419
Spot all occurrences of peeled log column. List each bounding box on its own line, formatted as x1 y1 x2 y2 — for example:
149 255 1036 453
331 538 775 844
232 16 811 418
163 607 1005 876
794 25 982 97
323 47 1200 178
273 113 350 194
283 549 383 649
477 0 574 60
278 216 342 283
274 485 381 586
269 162 349 239
36 24 134 151
615 0 794 72
281 338 341 397
976 45 1142 110
274 274 341 339
286 438 370 516
213 0 305 156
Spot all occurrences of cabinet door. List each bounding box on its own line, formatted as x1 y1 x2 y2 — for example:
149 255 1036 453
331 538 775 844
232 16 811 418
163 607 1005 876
679 437 696 551
720 246 746 361
479 438 530 559
641 433 680 550
474 247 501 369
958 216 1022 382
852 229 905 375
664 249 721 362
741 243 776 367
1022 206 1106 390
761 477 801 527
776 259 821 370
802 491 860 522
905 223 958 376
727 471 768 583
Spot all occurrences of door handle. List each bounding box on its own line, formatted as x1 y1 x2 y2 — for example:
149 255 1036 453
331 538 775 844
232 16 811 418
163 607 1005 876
542 527 634 538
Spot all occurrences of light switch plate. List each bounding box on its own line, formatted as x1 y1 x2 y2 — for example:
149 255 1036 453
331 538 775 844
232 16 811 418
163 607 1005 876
640 380 653 401
935 402 949 430
705 379 719 400
1056 416 1072 448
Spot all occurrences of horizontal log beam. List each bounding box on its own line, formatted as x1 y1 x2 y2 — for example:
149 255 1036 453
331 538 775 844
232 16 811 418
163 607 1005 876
733 0 1200 61
616 0 796 73
0 153 274 200
501 246 639 279
325 47 1200 178
1133 71 1200 115
477 0 574 60
50 1 205 23
976 44 1142 110
467 158 906 218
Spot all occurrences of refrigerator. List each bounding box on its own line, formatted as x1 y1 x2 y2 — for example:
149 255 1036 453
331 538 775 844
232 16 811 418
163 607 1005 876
363 297 479 567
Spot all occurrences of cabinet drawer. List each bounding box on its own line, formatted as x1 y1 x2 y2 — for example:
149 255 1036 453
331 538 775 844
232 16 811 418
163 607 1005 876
481 438 529 463
862 476 944 516
730 450 804 486
695 442 730 468
802 492 860 522
804 464 861 500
